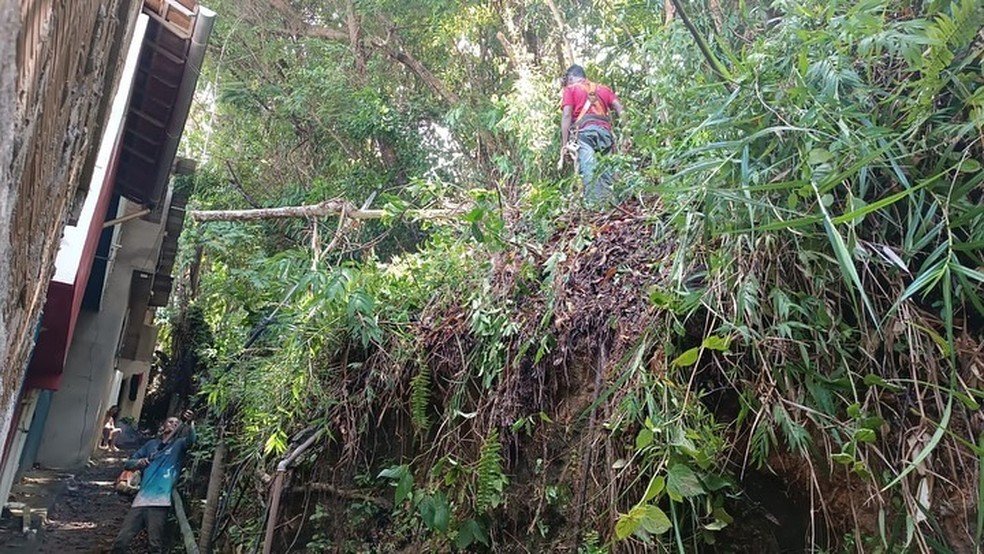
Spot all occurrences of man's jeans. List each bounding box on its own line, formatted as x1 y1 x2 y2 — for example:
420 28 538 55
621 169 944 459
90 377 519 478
576 126 614 206
112 506 168 553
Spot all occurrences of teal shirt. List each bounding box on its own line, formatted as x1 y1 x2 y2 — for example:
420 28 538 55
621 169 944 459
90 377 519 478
124 426 195 507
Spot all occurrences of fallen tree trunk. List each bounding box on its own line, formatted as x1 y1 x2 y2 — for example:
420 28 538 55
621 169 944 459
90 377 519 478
187 199 461 222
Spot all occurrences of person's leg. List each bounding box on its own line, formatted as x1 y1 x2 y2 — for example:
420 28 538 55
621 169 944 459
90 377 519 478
145 506 168 553
577 132 597 192
593 129 615 201
109 428 122 450
578 128 614 207
111 507 145 553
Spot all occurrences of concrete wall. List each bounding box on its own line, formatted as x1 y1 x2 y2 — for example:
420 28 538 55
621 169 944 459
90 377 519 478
0 1 21 486
0 391 39 506
37 200 169 469
117 361 153 423
0 0 140 469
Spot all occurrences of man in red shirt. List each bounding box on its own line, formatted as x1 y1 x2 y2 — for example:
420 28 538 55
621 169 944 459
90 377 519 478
559 64 625 206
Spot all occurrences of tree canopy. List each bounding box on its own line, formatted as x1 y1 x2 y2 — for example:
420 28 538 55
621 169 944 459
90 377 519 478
169 0 983 551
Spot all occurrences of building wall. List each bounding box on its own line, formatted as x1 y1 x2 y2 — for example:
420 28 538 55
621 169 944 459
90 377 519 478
0 391 39 506
0 4 18 454
0 0 141 467
117 362 153 423
37 199 170 469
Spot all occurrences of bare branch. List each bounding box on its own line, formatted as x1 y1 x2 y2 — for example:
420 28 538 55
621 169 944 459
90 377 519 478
543 0 574 68
266 0 458 104
188 199 464 222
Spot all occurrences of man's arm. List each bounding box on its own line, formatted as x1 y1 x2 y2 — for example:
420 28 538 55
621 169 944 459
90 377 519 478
610 99 630 151
175 410 196 451
611 99 624 118
560 105 573 146
123 442 152 470
185 422 196 448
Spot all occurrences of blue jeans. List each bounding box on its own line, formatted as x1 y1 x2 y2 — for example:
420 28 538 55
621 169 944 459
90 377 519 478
577 126 614 207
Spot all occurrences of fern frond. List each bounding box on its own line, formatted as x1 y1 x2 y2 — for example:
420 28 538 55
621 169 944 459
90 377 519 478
410 364 431 432
476 429 508 512
908 0 984 123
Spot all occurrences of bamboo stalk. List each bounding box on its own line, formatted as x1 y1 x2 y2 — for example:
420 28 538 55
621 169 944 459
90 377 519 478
172 489 200 554
667 0 734 91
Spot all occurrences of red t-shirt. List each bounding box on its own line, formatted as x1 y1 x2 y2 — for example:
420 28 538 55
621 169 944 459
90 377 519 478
561 81 618 130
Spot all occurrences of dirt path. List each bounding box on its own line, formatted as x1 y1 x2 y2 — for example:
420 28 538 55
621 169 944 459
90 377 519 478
39 450 141 553
0 450 148 553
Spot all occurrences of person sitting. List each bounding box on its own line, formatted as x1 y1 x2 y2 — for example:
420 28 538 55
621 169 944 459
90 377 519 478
100 405 122 452
111 410 195 554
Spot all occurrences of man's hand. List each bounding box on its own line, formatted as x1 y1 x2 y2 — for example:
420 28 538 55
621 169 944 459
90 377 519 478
181 410 195 423
136 458 150 469
557 142 578 171
619 137 633 154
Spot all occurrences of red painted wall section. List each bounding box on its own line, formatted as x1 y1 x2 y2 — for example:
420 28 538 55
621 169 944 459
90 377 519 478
23 140 123 391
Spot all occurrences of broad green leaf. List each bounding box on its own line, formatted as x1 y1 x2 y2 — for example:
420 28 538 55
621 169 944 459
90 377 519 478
666 464 704 501
638 505 672 535
808 148 833 165
395 474 412 504
643 475 665 502
636 428 654 450
432 492 450 532
831 452 854 465
958 158 980 173
615 512 640 540
456 519 489 549
671 347 700 367
701 335 731 351
700 473 731 492
854 428 877 444
377 465 409 480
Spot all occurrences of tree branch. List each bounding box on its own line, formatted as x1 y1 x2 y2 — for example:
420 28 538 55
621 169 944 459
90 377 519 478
225 160 261 208
543 0 574 68
667 0 734 91
267 0 459 104
188 199 464 222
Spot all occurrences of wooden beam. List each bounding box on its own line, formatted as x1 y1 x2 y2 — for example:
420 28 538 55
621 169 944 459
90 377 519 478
103 208 152 228
187 199 462 223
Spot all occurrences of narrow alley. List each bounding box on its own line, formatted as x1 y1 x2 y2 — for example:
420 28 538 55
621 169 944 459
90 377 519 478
0 450 150 553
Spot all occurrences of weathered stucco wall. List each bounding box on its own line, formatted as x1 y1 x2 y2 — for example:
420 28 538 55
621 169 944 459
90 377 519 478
0 1 141 454
0 0 21 461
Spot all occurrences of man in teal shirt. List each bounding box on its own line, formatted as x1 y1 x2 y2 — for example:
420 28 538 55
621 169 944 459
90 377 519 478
112 410 195 553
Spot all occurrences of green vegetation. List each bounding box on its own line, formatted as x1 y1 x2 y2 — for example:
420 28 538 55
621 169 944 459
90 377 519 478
168 0 982 551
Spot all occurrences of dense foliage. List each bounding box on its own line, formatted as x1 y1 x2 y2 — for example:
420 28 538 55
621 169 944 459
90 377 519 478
169 0 983 551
